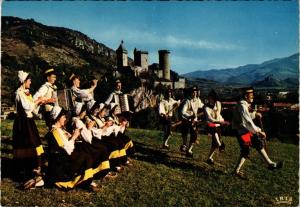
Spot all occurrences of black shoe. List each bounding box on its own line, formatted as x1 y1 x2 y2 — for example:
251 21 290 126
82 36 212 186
268 161 284 170
162 144 170 150
206 158 214 165
180 145 187 152
219 142 225 152
185 151 193 158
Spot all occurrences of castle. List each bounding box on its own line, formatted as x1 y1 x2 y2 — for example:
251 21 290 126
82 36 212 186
116 41 185 89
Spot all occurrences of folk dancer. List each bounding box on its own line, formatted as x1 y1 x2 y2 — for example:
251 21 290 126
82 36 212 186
45 106 101 191
33 68 58 129
13 71 47 189
71 101 116 179
70 74 97 108
180 86 204 158
86 101 128 171
232 87 283 179
110 103 135 162
204 90 228 165
159 88 180 149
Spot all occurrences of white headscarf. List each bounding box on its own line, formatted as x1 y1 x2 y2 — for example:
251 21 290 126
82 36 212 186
18 70 29 83
99 103 106 111
50 106 63 120
87 100 96 111
74 102 85 116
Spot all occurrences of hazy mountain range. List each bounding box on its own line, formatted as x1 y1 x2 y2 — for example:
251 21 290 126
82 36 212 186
183 53 299 87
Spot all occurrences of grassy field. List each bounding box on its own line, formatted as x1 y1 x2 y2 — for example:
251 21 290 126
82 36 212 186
1 119 299 206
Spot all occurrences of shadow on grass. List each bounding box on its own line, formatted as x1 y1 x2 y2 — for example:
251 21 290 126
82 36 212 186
1 156 40 183
134 141 227 179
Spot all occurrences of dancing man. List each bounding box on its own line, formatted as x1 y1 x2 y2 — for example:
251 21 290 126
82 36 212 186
204 90 228 165
180 86 204 158
232 87 283 179
33 68 58 129
159 88 180 149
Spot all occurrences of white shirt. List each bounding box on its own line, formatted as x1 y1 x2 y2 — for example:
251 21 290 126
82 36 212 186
232 100 261 134
181 97 204 121
33 82 58 111
52 126 75 155
15 87 40 118
71 86 94 102
204 101 224 123
105 90 122 105
88 115 124 137
72 117 93 144
159 98 180 117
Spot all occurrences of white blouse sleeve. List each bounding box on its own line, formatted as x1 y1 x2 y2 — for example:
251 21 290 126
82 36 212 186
198 98 204 109
204 106 218 123
181 100 192 120
16 91 40 117
159 101 166 115
72 87 93 100
56 128 75 155
91 127 102 140
240 104 261 134
74 118 93 144
105 92 114 105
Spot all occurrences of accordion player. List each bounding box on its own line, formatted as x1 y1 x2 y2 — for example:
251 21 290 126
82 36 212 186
112 94 134 121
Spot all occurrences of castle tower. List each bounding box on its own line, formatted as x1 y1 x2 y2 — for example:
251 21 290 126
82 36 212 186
134 48 149 71
116 40 128 68
158 50 170 80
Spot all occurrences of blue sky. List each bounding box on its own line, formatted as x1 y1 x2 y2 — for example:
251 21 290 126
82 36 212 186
2 1 299 74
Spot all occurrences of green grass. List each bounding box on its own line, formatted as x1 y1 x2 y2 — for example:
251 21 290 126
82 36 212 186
1 120 299 206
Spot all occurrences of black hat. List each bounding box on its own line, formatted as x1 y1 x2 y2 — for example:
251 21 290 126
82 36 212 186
241 87 254 95
191 86 198 92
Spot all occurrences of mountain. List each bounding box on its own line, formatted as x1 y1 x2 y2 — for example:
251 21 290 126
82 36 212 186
1 16 135 104
183 53 299 87
253 75 283 87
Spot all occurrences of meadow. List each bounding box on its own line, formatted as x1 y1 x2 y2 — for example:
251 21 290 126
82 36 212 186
1 120 299 206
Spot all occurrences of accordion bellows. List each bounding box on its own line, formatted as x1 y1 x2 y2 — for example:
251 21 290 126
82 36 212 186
114 94 130 113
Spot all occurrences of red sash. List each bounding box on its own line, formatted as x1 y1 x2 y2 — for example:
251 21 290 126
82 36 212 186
241 132 252 143
208 122 220 128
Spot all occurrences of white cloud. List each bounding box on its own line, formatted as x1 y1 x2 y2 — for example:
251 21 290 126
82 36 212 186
91 27 243 51
164 35 242 51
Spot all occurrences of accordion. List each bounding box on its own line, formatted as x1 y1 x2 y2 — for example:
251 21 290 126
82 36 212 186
57 89 74 110
114 94 131 114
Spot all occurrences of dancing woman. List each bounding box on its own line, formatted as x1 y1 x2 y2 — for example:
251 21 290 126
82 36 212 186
13 71 46 188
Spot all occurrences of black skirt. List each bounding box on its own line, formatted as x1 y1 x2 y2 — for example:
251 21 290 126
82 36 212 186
117 132 135 156
12 116 43 158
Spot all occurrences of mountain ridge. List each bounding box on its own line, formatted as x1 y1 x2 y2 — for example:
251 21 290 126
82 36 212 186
183 53 299 86
1 16 136 104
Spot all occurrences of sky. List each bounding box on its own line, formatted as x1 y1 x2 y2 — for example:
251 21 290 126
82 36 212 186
2 1 299 74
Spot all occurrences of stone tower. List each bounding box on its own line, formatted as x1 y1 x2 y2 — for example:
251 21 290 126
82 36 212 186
116 40 128 68
134 48 149 71
158 50 170 80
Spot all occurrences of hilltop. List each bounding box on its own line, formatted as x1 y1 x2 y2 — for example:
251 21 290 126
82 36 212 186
183 53 299 88
1 16 134 104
